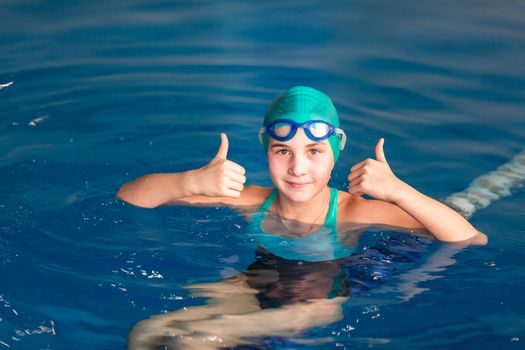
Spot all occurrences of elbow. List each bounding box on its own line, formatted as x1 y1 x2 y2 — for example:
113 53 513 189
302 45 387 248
115 185 126 202
115 185 158 209
444 231 488 247
115 185 131 204
115 184 129 203
469 231 488 246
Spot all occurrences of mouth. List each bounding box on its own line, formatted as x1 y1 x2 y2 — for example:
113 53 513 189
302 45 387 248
285 181 311 189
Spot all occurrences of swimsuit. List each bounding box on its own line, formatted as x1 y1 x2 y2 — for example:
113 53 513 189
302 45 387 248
246 187 355 262
244 189 435 307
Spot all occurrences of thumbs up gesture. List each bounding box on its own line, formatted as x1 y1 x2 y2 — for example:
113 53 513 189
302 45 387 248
193 133 247 198
347 138 404 202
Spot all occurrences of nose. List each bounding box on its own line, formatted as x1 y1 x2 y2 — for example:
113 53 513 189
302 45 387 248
289 153 308 177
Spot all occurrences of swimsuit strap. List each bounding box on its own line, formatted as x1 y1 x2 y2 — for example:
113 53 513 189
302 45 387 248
259 188 279 212
257 187 338 228
325 187 338 228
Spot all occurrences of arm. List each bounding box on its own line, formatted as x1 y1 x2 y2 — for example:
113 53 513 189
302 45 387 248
116 133 248 208
388 182 487 244
347 138 487 245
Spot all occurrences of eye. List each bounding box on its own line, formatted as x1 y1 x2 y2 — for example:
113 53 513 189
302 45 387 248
309 149 320 155
278 149 289 155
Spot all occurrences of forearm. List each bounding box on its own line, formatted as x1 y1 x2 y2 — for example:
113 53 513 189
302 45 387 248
393 182 483 243
116 171 194 208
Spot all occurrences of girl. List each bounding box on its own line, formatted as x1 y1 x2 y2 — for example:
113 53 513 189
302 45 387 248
117 86 487 246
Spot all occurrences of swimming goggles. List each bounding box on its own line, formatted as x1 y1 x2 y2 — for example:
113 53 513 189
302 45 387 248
258 119 347 150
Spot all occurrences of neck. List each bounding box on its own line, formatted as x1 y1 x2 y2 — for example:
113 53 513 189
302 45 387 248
276 187 331 225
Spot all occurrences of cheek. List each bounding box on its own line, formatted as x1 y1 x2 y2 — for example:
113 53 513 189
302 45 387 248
267 154 286 179
312 153 334 180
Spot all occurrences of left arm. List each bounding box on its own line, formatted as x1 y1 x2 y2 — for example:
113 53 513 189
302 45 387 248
347 138 487 245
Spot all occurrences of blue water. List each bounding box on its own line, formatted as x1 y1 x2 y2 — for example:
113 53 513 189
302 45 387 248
1 0 525 349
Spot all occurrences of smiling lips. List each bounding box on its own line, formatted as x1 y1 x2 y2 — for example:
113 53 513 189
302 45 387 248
286 181 311 188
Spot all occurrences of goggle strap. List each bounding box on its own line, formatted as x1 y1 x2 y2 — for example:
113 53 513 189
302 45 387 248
258 127 265 144
336 128 347 150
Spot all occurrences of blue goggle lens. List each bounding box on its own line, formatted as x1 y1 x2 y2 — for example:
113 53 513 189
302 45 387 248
266 119 334 141
272 121 293 138
308 121 332 139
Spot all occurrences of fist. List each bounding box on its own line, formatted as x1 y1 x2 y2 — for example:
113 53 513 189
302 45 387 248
194 133 247 198
347 138 403 202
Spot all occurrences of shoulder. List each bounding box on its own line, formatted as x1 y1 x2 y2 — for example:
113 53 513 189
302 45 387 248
239 185 273 207
336 190 422 228
231 185 273 218
336 191 376 224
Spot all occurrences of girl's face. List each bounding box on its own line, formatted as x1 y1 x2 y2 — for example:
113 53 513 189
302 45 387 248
267 128 334 203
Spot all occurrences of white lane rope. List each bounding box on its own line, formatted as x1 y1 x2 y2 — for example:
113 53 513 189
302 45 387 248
445 149 525 218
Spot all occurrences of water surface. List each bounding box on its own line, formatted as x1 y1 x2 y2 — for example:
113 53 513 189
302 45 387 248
1 0 524 349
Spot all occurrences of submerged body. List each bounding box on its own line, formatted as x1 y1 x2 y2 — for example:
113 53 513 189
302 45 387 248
127 228 447 350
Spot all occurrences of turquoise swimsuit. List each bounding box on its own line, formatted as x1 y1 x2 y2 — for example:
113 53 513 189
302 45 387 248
247 187 355 262
244 187 434 307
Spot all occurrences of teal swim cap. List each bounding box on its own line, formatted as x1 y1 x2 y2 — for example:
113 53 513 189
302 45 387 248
261 86 345 163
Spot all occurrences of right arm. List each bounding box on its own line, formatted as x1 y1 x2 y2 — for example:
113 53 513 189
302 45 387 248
117 170 200 208
116 133 259 208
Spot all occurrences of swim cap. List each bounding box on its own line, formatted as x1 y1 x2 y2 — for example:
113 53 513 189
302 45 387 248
262 86 344 162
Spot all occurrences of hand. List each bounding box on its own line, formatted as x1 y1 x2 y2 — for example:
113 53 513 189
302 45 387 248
347 138 405 202
192 133 247 198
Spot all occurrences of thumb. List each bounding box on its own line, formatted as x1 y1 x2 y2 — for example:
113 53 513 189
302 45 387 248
214 132 229 159
375 138 389 164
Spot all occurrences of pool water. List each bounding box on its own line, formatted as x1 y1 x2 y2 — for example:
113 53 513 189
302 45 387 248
1 0 524 349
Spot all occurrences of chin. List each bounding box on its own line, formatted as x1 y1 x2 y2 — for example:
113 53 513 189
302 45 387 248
285 193 312 203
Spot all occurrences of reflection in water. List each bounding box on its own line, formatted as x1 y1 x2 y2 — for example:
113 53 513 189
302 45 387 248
128 229 459 349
